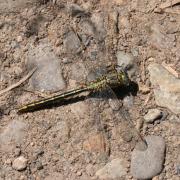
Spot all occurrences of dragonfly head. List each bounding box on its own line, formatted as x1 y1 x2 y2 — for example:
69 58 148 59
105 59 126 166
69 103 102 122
117 68 130 86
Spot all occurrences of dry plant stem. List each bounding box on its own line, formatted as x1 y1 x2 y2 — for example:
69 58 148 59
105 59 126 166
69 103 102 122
0 67 37 96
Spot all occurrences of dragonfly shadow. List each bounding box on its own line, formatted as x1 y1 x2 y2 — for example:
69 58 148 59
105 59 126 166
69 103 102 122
111 81 138 100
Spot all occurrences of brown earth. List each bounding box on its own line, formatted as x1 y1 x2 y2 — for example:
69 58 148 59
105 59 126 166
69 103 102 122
0 0 180 179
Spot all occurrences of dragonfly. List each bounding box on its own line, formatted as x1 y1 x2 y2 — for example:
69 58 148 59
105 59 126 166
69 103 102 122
17 65 130 113
17 65 146 150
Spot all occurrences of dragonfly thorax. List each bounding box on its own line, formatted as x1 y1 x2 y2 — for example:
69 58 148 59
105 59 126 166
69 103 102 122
87 69 130 91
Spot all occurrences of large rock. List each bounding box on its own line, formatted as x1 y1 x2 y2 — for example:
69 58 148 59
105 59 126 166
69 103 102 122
27 40 66 92
148 63 180 114
131 136 165 179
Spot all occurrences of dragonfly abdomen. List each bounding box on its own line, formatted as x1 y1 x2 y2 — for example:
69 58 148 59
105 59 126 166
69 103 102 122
18 86 89 113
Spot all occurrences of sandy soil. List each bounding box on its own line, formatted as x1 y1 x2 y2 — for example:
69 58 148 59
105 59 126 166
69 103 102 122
0 0 180 179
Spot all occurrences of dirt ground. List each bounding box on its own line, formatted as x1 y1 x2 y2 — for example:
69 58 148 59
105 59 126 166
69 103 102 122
0 0 180 180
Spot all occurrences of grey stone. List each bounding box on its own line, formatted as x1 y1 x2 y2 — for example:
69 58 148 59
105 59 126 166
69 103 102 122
80 12 106 42
116 51 136 76
27 40 66 92
131 135 165 179
144 109 163 123
0 120 27 152
117 51 134 67
96 158 128 179
12 156 28 171
67 3 86 17
148 63 180 114
63 30 81 54
91 13 106 41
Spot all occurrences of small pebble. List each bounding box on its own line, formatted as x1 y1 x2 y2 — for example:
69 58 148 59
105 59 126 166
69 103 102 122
12 156 28 171
131 135 165 179
77 171 82 176
16 36 23 42
144 109 162 123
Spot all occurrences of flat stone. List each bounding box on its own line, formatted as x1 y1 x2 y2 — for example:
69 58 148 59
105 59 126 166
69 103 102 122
144 109 163 123
0 120 27 152
96 158 128 179
12 156 28 171
148 63 180 114
130 135 165 179
27 40 66 92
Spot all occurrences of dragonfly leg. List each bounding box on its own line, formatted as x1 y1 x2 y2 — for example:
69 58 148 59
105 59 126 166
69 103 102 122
76 81 87 88
106 63 117 73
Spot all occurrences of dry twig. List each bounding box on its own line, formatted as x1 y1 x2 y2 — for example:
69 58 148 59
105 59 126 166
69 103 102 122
0 67 37 96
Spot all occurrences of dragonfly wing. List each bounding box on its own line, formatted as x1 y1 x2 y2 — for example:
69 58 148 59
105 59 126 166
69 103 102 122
99 85 146 149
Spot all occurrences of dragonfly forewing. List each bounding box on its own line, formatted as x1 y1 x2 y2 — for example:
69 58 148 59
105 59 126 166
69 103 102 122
97 85 146 149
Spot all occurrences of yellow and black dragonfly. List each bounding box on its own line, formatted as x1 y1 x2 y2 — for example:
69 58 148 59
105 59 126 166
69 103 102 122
17 64 146 150
17 65 129 113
